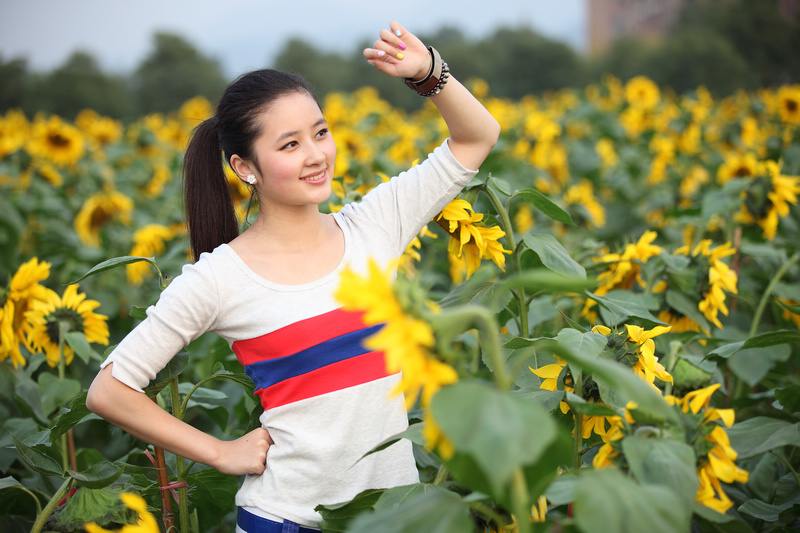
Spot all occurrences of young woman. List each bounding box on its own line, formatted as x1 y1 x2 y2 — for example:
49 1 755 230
87 21 500 532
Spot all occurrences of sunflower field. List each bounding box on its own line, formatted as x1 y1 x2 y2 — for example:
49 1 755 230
1 76 800 533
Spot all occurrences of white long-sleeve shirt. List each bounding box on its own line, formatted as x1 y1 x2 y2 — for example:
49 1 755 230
102 139 477 527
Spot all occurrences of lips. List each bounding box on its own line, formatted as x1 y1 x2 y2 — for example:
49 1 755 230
300 169 327 183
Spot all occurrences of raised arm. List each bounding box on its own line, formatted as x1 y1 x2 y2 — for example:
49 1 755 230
364 21 501 171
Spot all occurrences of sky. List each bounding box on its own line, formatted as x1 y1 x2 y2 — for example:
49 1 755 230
0 0 585 78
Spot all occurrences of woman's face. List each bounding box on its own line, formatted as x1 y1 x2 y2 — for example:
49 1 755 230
247 91 337 210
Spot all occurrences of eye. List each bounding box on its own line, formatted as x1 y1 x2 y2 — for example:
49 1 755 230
316 128 329 138
280 140 298 150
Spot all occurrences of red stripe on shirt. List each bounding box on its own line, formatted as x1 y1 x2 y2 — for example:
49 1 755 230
232 308 369 366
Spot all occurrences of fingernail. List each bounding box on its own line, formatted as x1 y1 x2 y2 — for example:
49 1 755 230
396 53 404 60
398 42 406 50
395 29 402 37
377 50 385 57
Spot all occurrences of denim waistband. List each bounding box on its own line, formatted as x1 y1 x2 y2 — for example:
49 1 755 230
236 508 320 533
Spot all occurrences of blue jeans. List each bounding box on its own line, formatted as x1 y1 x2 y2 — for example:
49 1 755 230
236 508 320 533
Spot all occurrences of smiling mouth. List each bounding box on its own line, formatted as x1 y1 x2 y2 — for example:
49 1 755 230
300 169 327 182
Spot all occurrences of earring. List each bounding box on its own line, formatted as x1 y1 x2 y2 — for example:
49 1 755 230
246 174 256 185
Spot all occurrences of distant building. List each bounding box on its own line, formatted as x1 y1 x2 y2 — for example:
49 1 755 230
587 0 800 56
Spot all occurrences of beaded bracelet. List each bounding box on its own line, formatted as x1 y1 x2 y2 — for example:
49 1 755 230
403 46 450 97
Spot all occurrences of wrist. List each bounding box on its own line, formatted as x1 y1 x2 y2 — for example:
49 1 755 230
403 46 450 97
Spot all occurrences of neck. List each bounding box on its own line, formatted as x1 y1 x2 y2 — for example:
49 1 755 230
246 204 330 251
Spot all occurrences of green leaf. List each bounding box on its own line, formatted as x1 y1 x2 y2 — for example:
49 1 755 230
515 188 575 226
49 392 92 442
739 496 800 521
665 290 710 331
67 461 122 489
488 175 514 196
728 344 791 387
587 290 668 328
144 351 189 398
68 256 157 285
431 381 561 499
317 488 385 532
0 476 44 517
573 469 690 533
438 267 512 311
10 433 63 477
775 385 800 413
14 378 48 425
743 329 800 348
38 373 82 417
727 416 800 459
546 337 680 426
522 233 587 279
499 269 594 293
621 436 699 508
65 331 99 364
556 329 606 375
184 469 245 529
361 423 425 461
346 484 472 533
129 305 148 320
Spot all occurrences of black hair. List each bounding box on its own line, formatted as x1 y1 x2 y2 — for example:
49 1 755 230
183 69 315 261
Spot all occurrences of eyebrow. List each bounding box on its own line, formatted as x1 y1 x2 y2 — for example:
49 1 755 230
275 117 328 144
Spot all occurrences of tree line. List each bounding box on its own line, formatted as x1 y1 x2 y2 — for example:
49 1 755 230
1 0 798 121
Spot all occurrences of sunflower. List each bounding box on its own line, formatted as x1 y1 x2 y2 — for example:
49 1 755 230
75 109 123 150
777 84 800 125
0 257 51 368
0 109 30 160
335 259 457 409
592 324 673 391
735 159 800 240
716 152 757 184
26 114 85 167
85 492 159 533
25 284 109 368
74 190 134 247
126 224 180 285
582 231 664 321
624 76 661 111
563 179 606 228
595 138 618 169
664 384 749 514
435 199 511 281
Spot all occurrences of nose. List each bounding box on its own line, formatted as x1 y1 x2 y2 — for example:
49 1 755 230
304 140 326 166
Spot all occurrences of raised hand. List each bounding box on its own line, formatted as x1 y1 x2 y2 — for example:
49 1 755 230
363 21 431 81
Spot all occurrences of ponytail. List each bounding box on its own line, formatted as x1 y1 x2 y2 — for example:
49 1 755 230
183 117 239 262
182 69 316 262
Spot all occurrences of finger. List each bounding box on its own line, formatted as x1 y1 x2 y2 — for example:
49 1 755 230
390 21 405 39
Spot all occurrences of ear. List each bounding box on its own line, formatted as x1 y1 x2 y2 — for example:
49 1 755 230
229 154 256 181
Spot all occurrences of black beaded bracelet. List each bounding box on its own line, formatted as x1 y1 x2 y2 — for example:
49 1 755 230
403 46 450 97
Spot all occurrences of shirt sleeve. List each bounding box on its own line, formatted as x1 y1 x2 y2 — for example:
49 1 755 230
100 257 220 392
338 138 478 256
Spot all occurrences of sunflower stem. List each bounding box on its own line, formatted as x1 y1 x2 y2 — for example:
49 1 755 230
169 378 190 533
473 306 512 391
481 185 529 338
511 468 531 533
57 320 77 472
31 477 73 533
749 250 800 338
572 371 584 471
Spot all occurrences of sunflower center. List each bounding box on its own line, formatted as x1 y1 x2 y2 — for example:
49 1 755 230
89 206 112 228
786 99 798 113
45 308 85 344
47 132 72 148
743 176 773 219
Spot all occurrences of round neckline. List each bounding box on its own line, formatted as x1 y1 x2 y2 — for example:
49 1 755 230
220 212 349 292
